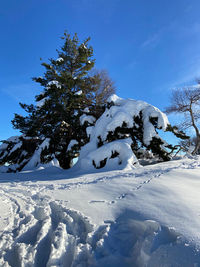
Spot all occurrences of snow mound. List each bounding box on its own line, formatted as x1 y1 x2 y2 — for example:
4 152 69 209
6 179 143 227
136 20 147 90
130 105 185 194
77 138 139 171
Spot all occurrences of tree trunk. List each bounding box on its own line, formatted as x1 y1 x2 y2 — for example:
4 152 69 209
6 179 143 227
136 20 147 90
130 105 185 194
192 135 200 155
58 154 73 169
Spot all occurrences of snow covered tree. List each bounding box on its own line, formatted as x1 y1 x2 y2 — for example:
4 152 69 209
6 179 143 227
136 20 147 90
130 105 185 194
0 32 115 172
165 84 200 155
75 95 188 171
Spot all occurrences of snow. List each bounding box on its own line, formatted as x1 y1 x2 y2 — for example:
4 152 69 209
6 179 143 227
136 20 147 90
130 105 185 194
56 57 64 63
76 94 170 171
80 114 96 125
74 110 79 116
75 90 82 95
100 94 169 144
75 138 139 171
0 136 19 151
47 80 62 89
86 126 94 137
9 141 22 154
83 107 90 113
0 157 200 266
67 139 78 151
22 138 51 171
36 97 48 107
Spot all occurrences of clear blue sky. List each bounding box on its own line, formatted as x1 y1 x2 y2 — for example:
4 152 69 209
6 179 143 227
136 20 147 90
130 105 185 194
1 0 200 141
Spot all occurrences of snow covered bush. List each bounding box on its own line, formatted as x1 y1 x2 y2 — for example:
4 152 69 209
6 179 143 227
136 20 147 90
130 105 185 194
0 135 72 172
0 136 41 172
75 94 187 171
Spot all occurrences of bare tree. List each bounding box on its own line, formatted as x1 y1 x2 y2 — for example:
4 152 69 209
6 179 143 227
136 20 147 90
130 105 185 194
165 83 200 154
88 69 116 118
89 69 115 100
179 136 199 153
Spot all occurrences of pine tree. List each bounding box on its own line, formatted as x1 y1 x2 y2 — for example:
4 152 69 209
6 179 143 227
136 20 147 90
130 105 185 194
0 32 115 171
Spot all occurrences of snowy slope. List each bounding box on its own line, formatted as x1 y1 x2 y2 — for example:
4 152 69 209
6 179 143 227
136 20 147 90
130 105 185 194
0 157 200 266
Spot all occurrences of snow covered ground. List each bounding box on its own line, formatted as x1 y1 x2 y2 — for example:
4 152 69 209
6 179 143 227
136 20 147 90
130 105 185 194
0 157 200 266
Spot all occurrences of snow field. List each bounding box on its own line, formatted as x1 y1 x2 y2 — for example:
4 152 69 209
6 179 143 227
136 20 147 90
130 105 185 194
0 157 200 266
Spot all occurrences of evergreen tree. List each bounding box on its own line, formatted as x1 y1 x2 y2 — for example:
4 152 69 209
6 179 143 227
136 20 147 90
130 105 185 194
76 95 189 171
0 32 115 171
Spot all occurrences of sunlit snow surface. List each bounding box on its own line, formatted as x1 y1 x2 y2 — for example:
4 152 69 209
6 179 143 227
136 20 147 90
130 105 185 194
0 157 200 266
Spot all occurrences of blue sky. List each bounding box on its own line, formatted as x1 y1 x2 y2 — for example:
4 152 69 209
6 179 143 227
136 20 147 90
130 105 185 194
1 0 200 141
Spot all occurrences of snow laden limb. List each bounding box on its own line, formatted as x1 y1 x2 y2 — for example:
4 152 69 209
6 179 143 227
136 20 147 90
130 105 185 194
0 136 60 173
67 140 78 152
75 94 183 171
80 114 96 126
0 136 41 173
22 138 60 171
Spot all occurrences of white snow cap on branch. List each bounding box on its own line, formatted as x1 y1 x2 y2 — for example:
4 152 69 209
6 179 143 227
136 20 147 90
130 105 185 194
75 90 82 95
56 57 64 63
80 114 96 125
67 140 78 151
47 81 62 89
83 107 90 113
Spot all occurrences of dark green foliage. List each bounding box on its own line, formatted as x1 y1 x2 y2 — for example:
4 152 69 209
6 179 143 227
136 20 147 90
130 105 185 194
147 137 170 161
0 32 115 171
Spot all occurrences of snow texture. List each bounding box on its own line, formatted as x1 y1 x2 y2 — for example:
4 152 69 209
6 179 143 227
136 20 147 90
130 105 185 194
0 156 200 266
